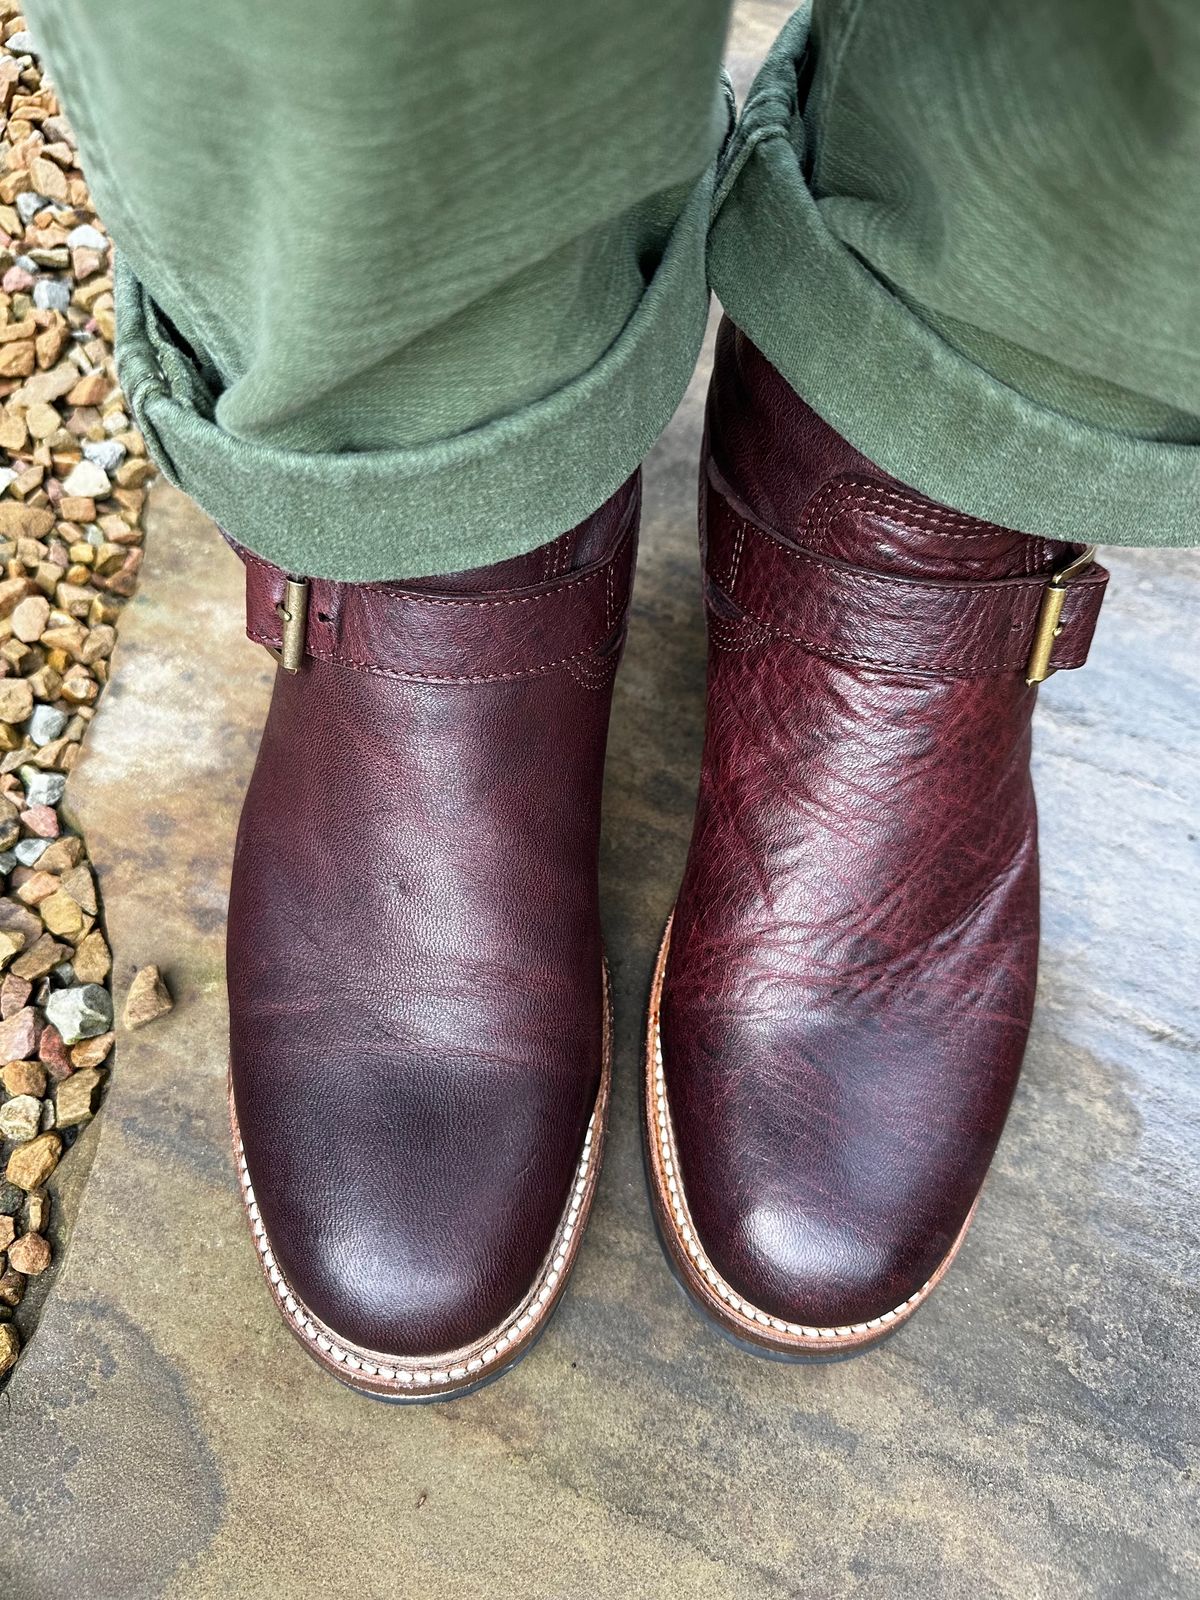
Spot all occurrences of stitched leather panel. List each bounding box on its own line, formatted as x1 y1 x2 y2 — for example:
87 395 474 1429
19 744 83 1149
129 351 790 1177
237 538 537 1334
235 475 639 682
705 473 1108 676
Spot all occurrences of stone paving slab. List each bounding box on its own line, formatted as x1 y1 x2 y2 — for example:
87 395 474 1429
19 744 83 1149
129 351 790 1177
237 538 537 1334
3 330 1198 1598
3 8 1200 1594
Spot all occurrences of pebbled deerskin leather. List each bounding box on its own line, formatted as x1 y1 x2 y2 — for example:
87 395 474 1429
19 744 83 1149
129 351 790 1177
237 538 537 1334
653 320 1108 1345
226 476 638 1391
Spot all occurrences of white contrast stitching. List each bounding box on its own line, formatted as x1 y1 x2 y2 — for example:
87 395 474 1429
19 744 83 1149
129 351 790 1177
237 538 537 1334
647 936 939 1345
235 1101 601 1393
725 521 747 594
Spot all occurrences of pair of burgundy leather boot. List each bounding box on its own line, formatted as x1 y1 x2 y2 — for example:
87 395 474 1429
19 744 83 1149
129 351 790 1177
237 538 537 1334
226 317 1107 1396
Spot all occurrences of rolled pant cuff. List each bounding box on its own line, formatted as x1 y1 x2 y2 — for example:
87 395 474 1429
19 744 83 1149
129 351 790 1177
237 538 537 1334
114 121 727 584
708 7 1200 549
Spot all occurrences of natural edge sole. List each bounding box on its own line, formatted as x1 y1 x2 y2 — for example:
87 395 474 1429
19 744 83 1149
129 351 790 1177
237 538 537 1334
644 917 978 1360
228 967 613 1401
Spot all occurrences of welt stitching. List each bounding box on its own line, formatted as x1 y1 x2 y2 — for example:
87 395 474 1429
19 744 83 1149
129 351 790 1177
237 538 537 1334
236 1090 603 1389
649 955 945 1345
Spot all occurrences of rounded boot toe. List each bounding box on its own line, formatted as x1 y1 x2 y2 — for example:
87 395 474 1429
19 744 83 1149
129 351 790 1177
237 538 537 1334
693 1193 963 1333
234 1062 602 1374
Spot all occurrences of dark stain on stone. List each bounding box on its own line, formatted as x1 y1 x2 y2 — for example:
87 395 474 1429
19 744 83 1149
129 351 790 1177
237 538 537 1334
1 1298 226 1599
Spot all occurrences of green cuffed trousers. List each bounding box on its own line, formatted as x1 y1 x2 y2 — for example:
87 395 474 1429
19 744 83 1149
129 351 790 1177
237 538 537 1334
23 0 1200 580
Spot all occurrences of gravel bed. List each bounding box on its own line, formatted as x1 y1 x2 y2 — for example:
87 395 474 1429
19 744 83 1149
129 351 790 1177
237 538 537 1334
0 9 162 1383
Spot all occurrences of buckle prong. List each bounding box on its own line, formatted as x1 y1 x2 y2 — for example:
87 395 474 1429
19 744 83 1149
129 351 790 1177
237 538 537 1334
1025 546 1096 686
268 578 310 673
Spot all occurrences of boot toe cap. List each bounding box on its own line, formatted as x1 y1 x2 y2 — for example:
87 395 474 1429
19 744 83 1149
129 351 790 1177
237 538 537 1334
693 1194 964 1332
658 1016 993 1335
234 1071 598 1363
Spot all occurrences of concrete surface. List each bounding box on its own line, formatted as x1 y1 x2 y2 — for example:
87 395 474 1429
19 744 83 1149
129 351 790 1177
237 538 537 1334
3 7 1199 1596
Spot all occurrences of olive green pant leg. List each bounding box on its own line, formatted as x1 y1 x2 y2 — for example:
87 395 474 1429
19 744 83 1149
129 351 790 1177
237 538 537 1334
23 1 734 579
711 2 1200 547
28 2 1200 572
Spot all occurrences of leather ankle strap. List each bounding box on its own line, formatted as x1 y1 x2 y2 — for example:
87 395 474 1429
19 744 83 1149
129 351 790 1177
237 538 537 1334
233 500 638 683
705 484 1108 681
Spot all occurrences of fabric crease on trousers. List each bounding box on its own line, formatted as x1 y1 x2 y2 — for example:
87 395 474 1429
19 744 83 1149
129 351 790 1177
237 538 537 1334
22 0 1200 579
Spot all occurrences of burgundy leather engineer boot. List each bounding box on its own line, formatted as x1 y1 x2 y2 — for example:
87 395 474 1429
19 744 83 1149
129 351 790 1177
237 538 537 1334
646 320 1109 1358
226 475 638 1399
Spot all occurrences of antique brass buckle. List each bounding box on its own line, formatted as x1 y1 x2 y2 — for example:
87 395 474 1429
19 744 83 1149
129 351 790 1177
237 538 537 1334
265 578 309 674
1024 546 1096 686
